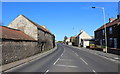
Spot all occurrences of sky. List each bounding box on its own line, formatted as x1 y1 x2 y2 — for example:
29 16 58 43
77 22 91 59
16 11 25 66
2 0 120 2
2 2 118 41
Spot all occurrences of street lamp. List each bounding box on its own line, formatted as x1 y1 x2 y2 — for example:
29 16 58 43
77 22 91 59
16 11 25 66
92 7 108 53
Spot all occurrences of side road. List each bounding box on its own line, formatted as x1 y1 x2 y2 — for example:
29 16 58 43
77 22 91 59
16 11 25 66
64 44 120 63
0 45 57 72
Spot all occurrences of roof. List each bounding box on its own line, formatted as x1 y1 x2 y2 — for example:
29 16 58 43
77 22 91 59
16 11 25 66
21 14 53 35
95 15 120 31
0 26 36 41
82 39 91 41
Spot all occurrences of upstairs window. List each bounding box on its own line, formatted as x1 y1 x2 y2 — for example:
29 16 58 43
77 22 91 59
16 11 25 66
109 38 113 46
109 27 112 34
102 29 105 35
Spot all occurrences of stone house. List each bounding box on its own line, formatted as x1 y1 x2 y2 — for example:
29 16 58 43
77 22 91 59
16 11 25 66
7 14 55 51
95 14 120 49
71 30 92 48
1 14 55 65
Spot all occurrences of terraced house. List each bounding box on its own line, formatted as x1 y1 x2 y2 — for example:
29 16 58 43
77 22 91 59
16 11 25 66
95 14 120 49
1 14 55 64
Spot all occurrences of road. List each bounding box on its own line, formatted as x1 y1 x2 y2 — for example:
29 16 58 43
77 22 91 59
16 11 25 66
4 43 119 74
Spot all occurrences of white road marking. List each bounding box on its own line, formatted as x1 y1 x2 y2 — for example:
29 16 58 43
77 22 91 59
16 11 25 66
55 64 78 68
75 53 79 56
92 69 97 74
80 58 88 65
59 59 73 61
92 70 96 72
60 53 63 57
53 48 65 65
53 57 60 65
44 70 49 74
114 57 119 60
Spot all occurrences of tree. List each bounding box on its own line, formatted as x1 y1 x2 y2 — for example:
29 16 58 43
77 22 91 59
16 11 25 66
63 36 68 44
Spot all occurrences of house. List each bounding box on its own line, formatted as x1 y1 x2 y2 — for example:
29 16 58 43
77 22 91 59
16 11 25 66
71 30 92 48
65 37 72 45
7 14 55 50
1 14 55 65
94 14 120 49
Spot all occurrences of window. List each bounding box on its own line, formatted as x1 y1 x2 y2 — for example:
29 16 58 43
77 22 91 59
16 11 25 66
100 40 102 45
102 29 105 35
103 39 105 45
109 27 112 34
109 38 112 46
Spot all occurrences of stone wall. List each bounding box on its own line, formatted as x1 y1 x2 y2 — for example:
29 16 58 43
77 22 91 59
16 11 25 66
2 40 41 65
8 15 38 40
38 29 55 51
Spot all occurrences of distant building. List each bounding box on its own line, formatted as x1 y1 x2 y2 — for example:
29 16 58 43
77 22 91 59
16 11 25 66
65 37 72 45
94 14 120 49
71 30 92 48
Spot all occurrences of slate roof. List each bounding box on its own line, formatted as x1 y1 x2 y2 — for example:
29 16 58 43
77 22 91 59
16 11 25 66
0 26 36 41
95 15 120 31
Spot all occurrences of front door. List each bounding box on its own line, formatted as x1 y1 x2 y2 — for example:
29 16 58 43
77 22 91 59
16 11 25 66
114 38 117 48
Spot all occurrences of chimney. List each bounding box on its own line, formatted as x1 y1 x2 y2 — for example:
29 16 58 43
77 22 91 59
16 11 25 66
42 25 49 30
42 25 47 29
80 30 83 33
109 18 115 22
117 14 120 19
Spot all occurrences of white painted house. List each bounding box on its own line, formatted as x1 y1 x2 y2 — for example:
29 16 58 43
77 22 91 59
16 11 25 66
65 38 72 45
73 30 92 47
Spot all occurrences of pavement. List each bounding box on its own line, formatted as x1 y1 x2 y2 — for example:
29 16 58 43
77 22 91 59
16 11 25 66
2 43 119 74
1 44 57 73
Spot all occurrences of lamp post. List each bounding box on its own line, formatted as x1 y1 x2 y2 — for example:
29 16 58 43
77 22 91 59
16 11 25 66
92 7 108 53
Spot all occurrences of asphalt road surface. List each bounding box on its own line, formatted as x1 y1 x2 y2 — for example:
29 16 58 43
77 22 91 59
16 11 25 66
4 43 119 74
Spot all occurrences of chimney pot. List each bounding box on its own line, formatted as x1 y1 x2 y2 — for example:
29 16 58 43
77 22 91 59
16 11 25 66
109 18 115 22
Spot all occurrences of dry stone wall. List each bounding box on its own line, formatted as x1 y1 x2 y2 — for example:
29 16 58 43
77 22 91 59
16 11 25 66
2 40 40 65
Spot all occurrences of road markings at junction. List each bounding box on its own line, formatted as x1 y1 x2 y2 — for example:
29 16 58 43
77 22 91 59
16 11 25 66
59 59 73 62
55 64 78 68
